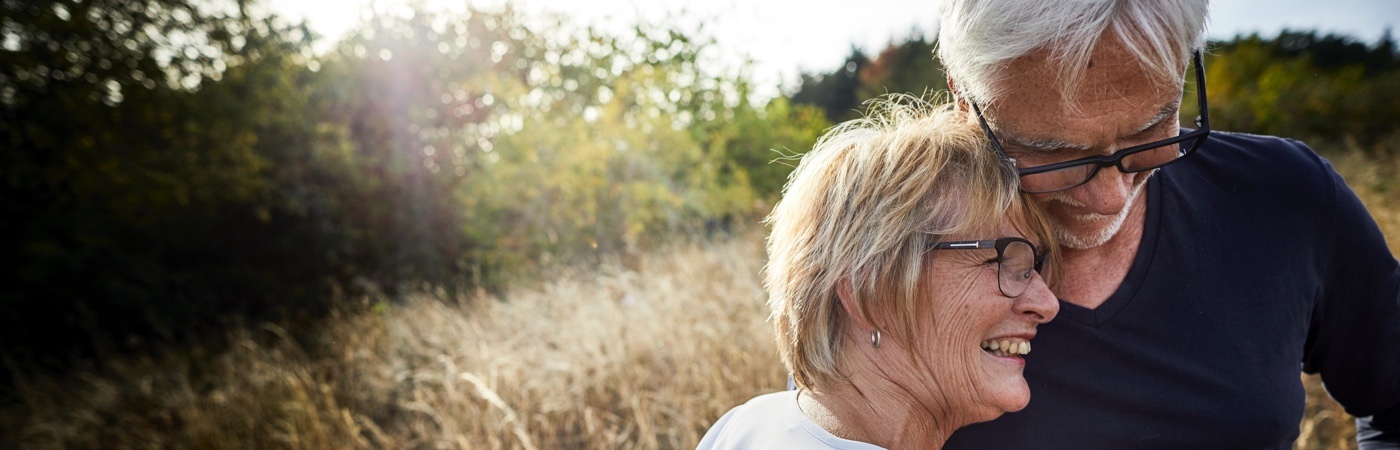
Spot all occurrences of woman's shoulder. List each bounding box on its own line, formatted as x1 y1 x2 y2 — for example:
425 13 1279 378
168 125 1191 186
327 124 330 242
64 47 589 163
696 391 885 450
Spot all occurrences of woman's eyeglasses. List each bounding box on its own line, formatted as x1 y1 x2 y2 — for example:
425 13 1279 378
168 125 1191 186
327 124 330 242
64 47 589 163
928 237 1047 298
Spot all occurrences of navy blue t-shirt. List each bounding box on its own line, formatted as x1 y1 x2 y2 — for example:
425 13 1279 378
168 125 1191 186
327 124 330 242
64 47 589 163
943 131 1400 449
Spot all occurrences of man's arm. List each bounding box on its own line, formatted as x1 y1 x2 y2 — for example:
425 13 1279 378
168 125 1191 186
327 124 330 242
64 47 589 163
1302 155 1400 449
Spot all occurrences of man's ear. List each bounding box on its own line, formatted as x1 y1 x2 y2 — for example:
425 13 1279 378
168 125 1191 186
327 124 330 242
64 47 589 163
946 76 971 113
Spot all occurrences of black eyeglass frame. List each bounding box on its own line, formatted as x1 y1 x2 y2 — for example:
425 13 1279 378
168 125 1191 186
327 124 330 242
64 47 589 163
927 237 1048 298
970 50 1212 194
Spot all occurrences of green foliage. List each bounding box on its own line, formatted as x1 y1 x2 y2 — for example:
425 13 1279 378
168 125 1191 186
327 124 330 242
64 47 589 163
694 97 830 203
791 50 869 123
790 35 946 123
315 9 829 284
0 0 829 366
1 0 350 362
1206 30 1400 152
854 37 946 104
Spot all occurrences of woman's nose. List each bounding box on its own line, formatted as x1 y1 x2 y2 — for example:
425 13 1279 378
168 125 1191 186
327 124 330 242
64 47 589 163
1017 274 1059 323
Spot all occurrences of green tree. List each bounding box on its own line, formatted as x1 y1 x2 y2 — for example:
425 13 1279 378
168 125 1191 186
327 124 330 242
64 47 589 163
1207 31 1400 151
0 0 351 362
790 35 948 123
0 0 840 372
792 49 870 123
856 36 947 102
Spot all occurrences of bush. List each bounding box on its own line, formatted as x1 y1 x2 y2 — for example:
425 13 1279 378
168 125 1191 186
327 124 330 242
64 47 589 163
0 1 828 370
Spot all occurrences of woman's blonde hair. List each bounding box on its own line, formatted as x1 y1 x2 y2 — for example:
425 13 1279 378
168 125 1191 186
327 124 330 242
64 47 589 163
765 94 1053 390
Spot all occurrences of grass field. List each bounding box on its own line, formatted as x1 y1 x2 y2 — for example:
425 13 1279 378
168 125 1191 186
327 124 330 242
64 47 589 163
4 150 1397 449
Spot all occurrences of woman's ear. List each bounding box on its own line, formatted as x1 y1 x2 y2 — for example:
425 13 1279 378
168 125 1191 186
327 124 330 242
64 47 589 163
836 278 877 332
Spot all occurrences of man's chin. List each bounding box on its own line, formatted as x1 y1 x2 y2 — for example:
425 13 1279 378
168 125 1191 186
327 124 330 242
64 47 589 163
1052 222 1119 249
1040 177 1149 250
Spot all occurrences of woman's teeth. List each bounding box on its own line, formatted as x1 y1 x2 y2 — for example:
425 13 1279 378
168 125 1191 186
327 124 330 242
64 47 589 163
980 339 1030 357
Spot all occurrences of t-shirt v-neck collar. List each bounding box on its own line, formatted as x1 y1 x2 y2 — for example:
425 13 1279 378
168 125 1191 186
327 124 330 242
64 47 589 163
1053 173 1164 328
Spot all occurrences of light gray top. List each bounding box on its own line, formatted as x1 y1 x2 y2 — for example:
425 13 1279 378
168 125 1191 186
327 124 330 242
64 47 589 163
697 390 887 450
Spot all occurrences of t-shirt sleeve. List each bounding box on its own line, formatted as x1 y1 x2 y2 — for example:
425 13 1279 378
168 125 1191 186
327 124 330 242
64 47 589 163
697 403 744 448
1301 153 1400 449
696 406 740 450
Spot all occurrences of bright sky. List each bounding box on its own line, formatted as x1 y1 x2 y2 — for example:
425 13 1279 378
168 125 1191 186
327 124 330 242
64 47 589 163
267 0 1399 98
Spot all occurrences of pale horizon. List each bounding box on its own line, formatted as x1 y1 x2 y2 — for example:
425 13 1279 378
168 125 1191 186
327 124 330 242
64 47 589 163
266 0 1399 99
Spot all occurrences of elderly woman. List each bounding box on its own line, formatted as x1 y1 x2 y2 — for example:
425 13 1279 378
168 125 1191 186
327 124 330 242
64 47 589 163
698 97 1058 450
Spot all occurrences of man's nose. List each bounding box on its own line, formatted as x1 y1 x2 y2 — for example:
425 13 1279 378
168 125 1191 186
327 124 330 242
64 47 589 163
1072 166 1136 216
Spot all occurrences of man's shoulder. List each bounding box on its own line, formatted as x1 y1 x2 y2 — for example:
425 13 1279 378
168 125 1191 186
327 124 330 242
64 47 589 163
1195 130 1325 170
1175 130 1337 200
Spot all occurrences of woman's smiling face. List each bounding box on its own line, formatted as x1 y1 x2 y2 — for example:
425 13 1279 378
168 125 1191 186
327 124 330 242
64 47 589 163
904 220 1059 424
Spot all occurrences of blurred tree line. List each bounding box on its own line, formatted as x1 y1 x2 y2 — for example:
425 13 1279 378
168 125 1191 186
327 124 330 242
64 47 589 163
791 30 1400 152
1206 30 1400 151
0 0 827 371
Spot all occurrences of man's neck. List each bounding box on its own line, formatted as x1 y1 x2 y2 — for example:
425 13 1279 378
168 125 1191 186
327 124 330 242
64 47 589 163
1051 191 1150 310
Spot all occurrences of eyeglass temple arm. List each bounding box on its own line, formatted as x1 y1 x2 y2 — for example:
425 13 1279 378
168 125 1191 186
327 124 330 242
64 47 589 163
930 240 997 250
1192 49 1210 129
967 101 1011 159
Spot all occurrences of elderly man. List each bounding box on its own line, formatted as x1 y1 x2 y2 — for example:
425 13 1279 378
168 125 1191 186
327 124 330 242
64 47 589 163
934 1 1400 449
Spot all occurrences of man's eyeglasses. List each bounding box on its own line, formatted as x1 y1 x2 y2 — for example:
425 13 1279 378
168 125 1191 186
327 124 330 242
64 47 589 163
928 237 1047 298
970 50 1212 194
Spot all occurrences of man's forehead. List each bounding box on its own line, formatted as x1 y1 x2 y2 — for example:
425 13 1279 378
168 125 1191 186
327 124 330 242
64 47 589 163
983 37 1186 136
992 100 1182 151
991 33 1185 105
983 61 1184 148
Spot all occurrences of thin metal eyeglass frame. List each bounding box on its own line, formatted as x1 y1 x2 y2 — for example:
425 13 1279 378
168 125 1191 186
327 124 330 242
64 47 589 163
927 237 1048 298
970 50 1212 194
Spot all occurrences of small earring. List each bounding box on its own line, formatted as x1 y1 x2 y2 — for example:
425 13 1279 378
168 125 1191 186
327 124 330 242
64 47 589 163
871 330 881 348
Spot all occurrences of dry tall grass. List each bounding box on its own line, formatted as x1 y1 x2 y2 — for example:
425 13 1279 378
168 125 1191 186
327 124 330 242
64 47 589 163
5 151 1397 449
4 234 784 449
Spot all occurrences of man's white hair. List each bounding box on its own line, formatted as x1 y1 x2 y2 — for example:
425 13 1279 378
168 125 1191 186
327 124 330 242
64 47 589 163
937 0 1209 106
